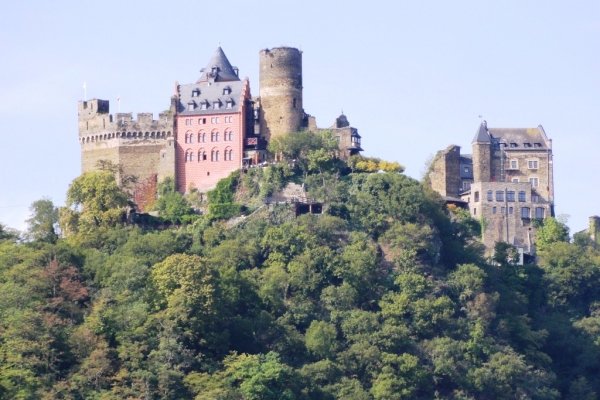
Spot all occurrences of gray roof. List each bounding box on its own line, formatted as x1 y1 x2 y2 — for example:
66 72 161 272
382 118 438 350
178 80 245 116
472 121 550 149
488 127 550 149
472 121 491 143
197 47 240 83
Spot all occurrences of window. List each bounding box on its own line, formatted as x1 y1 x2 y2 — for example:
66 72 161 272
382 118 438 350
211 117 219 124
211 149 219 162
211 131 219 142
463 181 471 190
512 178 519 183
518 191 526 202
531 194 540 203
224 116 232 123
224 130 233 141
201 101 208 110
535 207 545 219
224 147 233 161
534 143 542 148
506 191 515 202
509 159 518 169
226 99 233 109
496 191 504 202
185 149 194 162
473 208 477 216
223 86 231 95
486 190 493 201
187 101 195 111
510 142 518 148
474 191 480 202
192 88 200 97
508 206 513 215
521 207 530 219
198 131 206 142
529 177 539 188
527 159 539 169
492 206 497 214
213 101 221 110
501 207 505 215
198 149 206 161
524 143 532 148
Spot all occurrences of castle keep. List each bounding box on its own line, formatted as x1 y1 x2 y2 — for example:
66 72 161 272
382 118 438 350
428 121 554 256
78 47 362 207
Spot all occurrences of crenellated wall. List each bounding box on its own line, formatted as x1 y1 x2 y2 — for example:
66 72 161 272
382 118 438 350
78 99 175 210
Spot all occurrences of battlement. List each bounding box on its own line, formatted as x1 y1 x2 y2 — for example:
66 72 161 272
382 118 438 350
78 99 174 140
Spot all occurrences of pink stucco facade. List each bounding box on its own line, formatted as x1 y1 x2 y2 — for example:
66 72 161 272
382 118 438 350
175 80 250 193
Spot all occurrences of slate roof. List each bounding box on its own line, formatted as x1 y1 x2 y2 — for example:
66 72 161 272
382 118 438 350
197 47 240 83
178 47 246 116
178 80 245 116
472 121 550 150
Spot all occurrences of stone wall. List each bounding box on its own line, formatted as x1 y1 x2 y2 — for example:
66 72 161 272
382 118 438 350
463 181 552 253
428 145 461 198
259 47 303 140
78 99 175 208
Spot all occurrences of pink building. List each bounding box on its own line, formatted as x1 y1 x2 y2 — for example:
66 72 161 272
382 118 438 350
175 47 252 193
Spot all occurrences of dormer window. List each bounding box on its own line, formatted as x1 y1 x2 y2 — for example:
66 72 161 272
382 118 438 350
200 101 208 110
226 98 233 109
213 100 221 110
223 86 232 95
524 142 532 148
187 101 196 111
211 66 219 75
534 142 542 148
510 142 518 148
192 88 200 97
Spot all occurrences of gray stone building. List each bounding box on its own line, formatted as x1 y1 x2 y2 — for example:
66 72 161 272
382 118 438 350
428 121 554 256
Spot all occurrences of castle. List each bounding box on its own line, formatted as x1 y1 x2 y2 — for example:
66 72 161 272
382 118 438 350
428 121 554 256
78 47 363 209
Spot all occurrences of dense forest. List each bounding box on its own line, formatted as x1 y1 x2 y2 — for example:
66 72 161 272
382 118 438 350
1 132 599 399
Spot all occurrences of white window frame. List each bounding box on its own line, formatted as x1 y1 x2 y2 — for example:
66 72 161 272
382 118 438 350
527 159 539 169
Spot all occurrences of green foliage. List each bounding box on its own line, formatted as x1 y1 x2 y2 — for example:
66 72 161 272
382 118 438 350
207 172 244 220
26 198 59 243
535 217 570 252
155 177 197 224
2 157 600 399
61 171 129 236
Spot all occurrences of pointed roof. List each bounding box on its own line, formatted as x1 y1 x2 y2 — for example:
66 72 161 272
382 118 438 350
197 47 240 83
472 120 491 143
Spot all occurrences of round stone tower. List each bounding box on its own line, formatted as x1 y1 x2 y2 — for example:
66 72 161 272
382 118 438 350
259 47 303 140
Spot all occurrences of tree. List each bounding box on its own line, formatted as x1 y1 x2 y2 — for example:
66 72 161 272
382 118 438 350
535 217 570 253
26 198 58 243
305 320 337 359
155 177 196 224
61 171 129 234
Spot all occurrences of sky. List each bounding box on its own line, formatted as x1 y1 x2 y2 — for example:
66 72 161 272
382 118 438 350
1 0 599 234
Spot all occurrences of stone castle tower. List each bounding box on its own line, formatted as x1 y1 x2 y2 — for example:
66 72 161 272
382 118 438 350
78 46 363 205
77 98 176 210
258 47 304 140
428 121 554 258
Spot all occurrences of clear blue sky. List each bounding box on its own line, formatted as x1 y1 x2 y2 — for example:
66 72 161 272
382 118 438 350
1 1 598 234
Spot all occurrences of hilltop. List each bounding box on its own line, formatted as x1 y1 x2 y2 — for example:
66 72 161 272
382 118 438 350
1 135 600 399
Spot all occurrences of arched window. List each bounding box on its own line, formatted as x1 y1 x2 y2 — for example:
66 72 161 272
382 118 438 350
224 129 233 141
198 148 206 162
185 149 194 162
224 147 233 161
198 131 206 143
211 130 220 142
211 149 219 162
